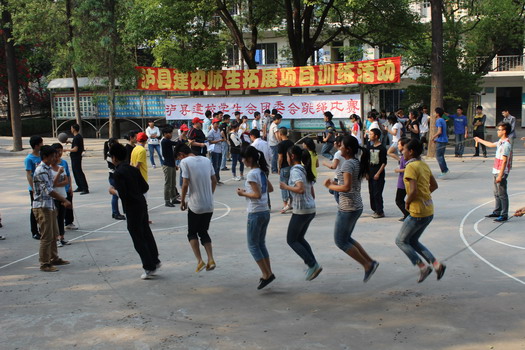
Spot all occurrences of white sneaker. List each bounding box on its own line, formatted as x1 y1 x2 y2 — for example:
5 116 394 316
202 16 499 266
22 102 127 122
235 176 242 181
140 269 156 280
57 240 63 247
65 224 78 230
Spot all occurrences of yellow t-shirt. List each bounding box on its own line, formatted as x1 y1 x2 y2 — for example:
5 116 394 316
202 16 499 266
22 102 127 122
131 144 148 182
308 150 318 180
403 160 433 217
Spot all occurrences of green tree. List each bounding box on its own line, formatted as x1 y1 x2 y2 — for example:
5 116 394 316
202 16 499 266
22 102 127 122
74 0 136 137
1 0 22 151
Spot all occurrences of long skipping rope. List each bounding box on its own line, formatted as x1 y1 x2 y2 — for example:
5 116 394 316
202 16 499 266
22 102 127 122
70 130 518 324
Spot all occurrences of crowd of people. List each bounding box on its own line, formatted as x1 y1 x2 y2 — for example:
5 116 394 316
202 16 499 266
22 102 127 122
9 106 525 290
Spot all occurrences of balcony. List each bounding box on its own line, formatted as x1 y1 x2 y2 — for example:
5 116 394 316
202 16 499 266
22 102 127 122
492 55 524 72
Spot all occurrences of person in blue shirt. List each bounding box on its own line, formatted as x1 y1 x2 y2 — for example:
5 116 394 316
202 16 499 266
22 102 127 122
25 136 43 240
432 107 449 178
447 107 468 157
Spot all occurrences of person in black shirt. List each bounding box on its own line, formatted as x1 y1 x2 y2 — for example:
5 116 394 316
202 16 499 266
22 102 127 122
321 111 336 160
161 126 181 207
109 143 161 280
407 110 420 140
188 117 207 156
228 121 244 180
277 127 294 213
124 130 137 164
367 129 387 218
103 138 125 220
65 123 89 194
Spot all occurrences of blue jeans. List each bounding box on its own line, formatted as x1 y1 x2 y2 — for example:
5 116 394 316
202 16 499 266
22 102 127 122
395 215 436 265
321 142 334 160
455 134 465 156
108 176 120 216
287 213 317 268
279 166 291 202
334 209 362 251
436 142 449 173
211 152 222 181
270 145 278 173
148 144 163 166
221 141 229 169
231 153 244 176
247 211 271 261
493 174 509 217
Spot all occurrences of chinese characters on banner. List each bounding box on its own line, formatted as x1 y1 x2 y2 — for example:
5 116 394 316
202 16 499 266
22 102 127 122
164 95 360 120
138 57 401 92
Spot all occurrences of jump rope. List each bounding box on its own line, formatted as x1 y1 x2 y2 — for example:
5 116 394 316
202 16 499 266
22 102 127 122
68 128 518 325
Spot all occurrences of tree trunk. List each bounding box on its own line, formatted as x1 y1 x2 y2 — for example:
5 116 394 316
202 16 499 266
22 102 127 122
66 0 82 134
428 0 444 158
2 4 22 151
71 68 82 134
107 0 117 138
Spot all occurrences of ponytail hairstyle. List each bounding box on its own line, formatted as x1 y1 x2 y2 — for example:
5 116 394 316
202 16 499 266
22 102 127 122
341 135 369 180
104 137 119 159
288 145 316 183
405 138 424 159
241 145 269 175
350 114 362 129
302 137 317 155
335 135 344 146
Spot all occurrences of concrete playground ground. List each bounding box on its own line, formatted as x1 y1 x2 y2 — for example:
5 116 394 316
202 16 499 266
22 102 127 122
1 136 525 350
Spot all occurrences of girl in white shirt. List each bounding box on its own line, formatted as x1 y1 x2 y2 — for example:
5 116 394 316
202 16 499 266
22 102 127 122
237 146 275 290
387 114 402 161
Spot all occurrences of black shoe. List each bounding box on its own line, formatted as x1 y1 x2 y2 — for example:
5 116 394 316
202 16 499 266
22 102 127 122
435 263 446 280
494 216 508 223
483 154 487 158
80 190 89 195
473 154 479 157
257 274 276 290
165 201 175 207
418 266 433 283
171 198 181 204
485 213 499 218
221 167 229 171
112 214 126 220
73 188 82 193
32 234 41 240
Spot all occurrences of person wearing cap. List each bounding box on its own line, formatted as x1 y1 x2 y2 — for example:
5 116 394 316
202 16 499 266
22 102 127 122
207 118 225 184
145 120 163 168
188 117 207 156
131 132 149 182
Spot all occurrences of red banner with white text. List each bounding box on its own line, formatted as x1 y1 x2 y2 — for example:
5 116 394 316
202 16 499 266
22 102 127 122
136 57 401 92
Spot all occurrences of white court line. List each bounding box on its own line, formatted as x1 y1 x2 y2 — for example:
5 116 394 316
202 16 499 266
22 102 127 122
459 192 525 286
473 218 525 250
73 201 232 233
0 202 165 271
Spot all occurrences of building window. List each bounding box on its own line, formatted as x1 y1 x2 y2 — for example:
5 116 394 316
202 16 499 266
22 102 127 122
255 43 277 65
226 46 240 66
380 89 405 113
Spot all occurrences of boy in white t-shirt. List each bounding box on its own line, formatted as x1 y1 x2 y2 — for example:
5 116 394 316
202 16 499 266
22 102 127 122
175 143 218 272
145 120 163 168
474 122 513 222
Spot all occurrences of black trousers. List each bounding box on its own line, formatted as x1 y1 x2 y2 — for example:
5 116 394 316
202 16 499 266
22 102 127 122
126 205 160 271
65 192 74 226
54 199 66 236
473 130 487 156
71 156 89 191
29 191 39 236
368 172 385 214
395 188 409 218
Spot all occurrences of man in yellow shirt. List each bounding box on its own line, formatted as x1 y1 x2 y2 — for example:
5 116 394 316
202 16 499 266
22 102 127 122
131 132 148 182
395 138 446 283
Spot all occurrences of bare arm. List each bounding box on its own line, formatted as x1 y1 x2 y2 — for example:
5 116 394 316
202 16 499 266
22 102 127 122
429 174 438 193
324 172 352 193
26 170 34 189
280 180 305 194
322 158 340 169
211 175 217 193
473 137 497 148
237 181 261 199
180 178 190 211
